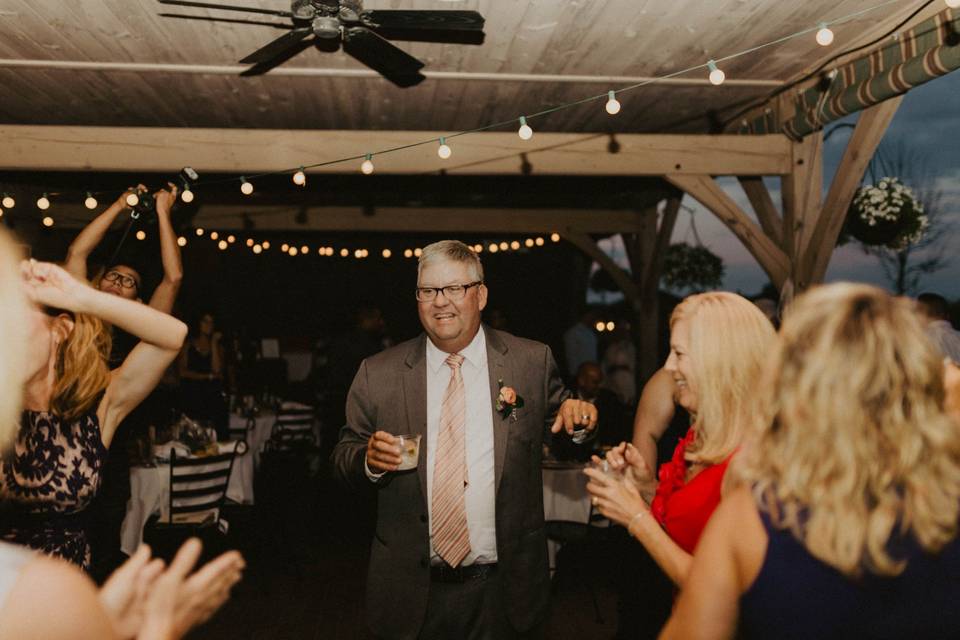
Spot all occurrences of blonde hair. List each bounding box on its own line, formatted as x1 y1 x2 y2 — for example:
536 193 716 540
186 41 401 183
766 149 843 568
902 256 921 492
51 311 112 423
740 283 960 577
671 291 776 465
418 240 483 283
0 229 28 450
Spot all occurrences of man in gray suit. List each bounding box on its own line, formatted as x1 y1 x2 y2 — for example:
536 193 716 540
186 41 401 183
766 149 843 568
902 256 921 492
332 240 598 639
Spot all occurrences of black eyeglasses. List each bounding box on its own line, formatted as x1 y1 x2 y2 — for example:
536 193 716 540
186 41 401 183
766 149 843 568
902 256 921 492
103 270 138 290
415 281 483 302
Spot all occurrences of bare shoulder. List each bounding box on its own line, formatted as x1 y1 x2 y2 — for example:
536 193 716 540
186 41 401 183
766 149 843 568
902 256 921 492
715 486 768 591
0 555 115 640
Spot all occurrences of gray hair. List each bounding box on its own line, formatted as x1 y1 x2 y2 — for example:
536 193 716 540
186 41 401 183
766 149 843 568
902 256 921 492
417 240 484 283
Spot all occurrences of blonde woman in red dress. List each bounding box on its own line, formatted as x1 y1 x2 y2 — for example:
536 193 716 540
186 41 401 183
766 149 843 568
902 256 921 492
586 292 775 586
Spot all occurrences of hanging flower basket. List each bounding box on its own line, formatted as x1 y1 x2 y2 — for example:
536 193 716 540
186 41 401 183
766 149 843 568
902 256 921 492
843 177 928 250
661 242 724 292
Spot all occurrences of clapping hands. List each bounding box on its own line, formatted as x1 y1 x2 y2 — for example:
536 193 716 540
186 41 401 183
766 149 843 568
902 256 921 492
601 441 657 502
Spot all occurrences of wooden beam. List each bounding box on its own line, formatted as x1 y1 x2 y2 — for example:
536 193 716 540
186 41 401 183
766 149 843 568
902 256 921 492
641 196 681 293
737 176 783 248
801 96 903 286
563 230 640 305
0 126 793 176
666 174 790 289
781 132 823 268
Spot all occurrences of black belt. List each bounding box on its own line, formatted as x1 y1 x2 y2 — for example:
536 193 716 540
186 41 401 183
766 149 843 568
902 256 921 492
430 562 497 583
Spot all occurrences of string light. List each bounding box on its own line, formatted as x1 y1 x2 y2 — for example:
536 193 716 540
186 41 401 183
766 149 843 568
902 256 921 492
499 241 508 251
245 238 254 247
125 192 139 207
240 177 254 195
288 247 298 256
707 59 725 85
340 248 349 257
551 233 560 242
177 236 187 247
181 184 194 203
300 244 308 254
535 237 545 246
293 167 306 186
361 154 374 175
210 231 220 240
37 194 50 210
488 243 498 253
510 240 520 250
524 238 534 248
473 244 483 253
253 244 263 254
84 192 98 210
42 216 54 227
281 243 289 252
354 249 363 258
414 248 423 257
382 249 392 258
595 321 606 332
403 249 413 258
606 321 615 331
816 23 835 46
136 230 147 241
262 240 271 250
605 90 621 115
437 137 452 159
227 234 236 244
1 195 13 209
517 116 533 140
195 228 205 236
218 240 228 250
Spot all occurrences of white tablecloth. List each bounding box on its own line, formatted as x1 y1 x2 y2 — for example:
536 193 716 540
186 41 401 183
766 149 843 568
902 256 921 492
229 411 275 467
542 463 592 571
121 441 253 556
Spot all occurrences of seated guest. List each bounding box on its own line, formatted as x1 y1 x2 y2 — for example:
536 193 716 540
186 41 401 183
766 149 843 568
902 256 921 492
586 292 775 586
0 227 243 640
178 311 229 441
916 291 960 364
661 283 960 639
0 259 187 570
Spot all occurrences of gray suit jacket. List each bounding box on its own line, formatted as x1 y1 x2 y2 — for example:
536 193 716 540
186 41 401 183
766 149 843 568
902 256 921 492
331 326 570 639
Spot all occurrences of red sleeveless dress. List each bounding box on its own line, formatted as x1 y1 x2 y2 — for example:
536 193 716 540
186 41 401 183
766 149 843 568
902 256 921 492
650 428 731 554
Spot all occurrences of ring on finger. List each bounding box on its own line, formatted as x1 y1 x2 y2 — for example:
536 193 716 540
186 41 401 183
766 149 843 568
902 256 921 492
581 413 589 421
591 496 599 506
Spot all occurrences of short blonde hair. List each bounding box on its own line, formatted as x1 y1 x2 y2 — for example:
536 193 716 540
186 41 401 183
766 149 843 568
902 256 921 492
741 283 960 576
0 229 29 450
417 240 483 283
671 291 776 465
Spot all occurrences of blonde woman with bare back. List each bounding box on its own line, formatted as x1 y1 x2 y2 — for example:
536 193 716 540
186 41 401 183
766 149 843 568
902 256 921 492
661 283 960 640
0 228 244 640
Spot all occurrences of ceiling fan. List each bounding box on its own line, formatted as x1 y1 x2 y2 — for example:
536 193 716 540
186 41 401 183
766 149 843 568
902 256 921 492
158 0 485 87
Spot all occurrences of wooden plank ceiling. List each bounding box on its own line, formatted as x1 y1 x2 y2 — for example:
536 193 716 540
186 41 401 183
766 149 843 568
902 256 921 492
0 0 931 134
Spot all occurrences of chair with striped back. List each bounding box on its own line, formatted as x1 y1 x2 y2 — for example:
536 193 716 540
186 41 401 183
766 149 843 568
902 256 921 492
143 440 245 562
268 402 317 452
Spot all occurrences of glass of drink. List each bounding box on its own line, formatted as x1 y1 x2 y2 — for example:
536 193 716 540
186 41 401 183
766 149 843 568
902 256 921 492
396 434 421 471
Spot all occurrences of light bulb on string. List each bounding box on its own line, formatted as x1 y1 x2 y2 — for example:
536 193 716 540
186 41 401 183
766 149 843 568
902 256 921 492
300 245 308 254
218 240 228 250
361 154 374 175
437 137 452 159
136 230 147 241
42 216 54 227
37 194 51 210
707 59 725 85
340 248 349 257
524 238 534 248
253 244 262 254
947 0 960 8
473 244 483 253
195 228 205 236
535 237 544 246
181 185 194 203
354 249 363 259
499 241 508 251
240 177 254 195
382 249 392 258
288 247 298 256
84 192 98 210
245 238 254 247
551 233 560 242
261 240 270 250
227 235 236 244
1 195 13 209
403 249 413 258
517 116 533 140
595 321 606 332
281 243 289 252
293 167 306 186
210 231 219 240
488 244 499 254
605 90 621 115
816 23 835 46
414 248 423 258
125 192 139 207
510 240 520 250
177 236 187 247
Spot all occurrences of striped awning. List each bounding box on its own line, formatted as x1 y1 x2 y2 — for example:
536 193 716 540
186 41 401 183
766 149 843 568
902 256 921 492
740 7 960 139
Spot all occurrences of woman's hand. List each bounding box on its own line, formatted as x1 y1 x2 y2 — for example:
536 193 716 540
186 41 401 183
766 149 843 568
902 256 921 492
138 539 245 640
602 441 657 502
585 466 651 530
21 259 92 313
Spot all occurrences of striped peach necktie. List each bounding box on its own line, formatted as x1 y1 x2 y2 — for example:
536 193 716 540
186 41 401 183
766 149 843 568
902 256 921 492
432 352 471 567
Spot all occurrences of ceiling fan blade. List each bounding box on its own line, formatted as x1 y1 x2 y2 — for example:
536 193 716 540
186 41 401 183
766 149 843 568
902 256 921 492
239 36 314 76
239 27 312 64
159 13 291 29
157 0 292 18
361 10 485 33
361 10 485 45
342 27 425 88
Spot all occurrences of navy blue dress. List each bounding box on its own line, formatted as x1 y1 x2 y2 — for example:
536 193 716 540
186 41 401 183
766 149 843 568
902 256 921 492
0 410 108 571
740 507 960 639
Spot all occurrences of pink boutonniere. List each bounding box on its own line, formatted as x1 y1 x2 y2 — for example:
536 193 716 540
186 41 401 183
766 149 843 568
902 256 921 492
496 379 525 421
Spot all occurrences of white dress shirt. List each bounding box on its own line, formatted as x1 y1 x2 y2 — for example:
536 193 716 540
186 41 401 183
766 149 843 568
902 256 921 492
425 327 497 565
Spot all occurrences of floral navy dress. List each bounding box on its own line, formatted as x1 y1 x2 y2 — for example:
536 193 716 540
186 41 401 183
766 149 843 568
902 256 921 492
0 409 107 571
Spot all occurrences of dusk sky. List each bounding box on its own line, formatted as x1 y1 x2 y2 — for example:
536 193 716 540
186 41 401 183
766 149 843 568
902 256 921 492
671 70 960 299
